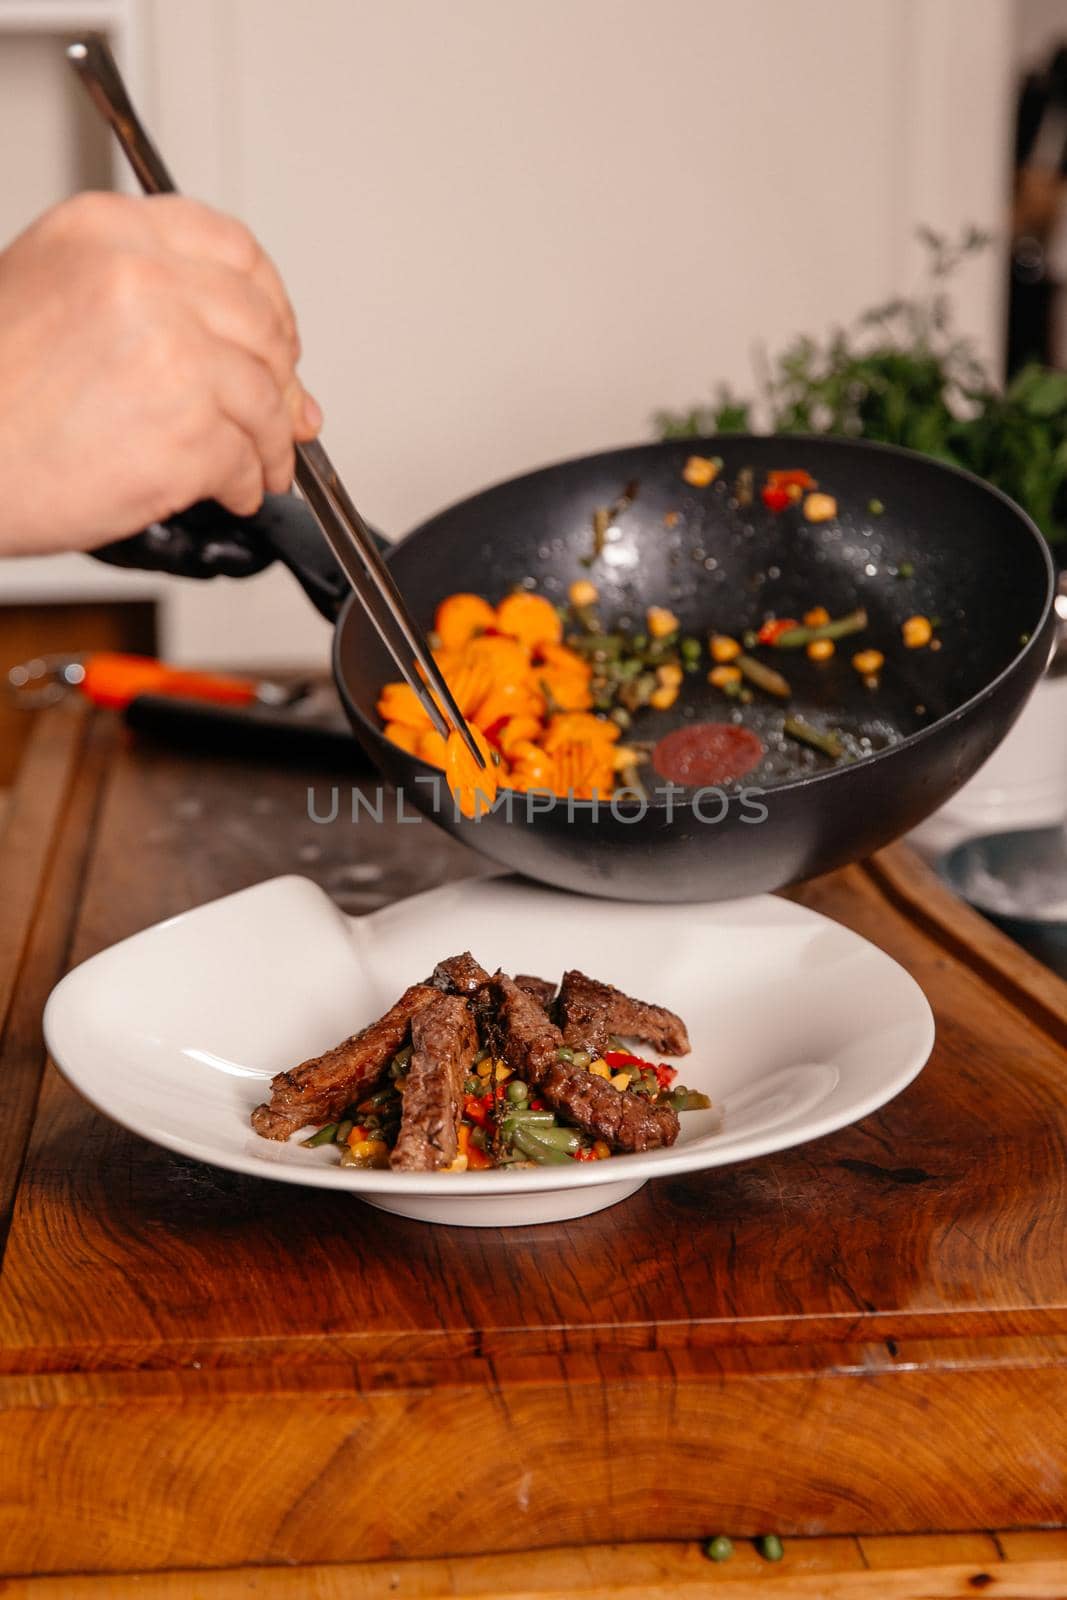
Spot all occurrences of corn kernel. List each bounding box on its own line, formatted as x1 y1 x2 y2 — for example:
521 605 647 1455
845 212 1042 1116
902 614 933 649
852 649 885 677
445 1153 469 1172
569 578 599 608
710 633 741 663
611 1071 631 1090
613 744 640 771
663 510 679 528
476 1059 493 1078
649 684 679 710
647 605 680 639
709 663 742 688
929 637 942 652
807 637 835 661
592 1139 612 1160
589 1059 611 1079
803 492 838 523
682 454 719 488
494 1061 511 1082
803 606 830 627
656 662 684 687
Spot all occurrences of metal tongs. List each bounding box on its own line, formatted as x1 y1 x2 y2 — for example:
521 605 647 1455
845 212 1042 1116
66 35 485 767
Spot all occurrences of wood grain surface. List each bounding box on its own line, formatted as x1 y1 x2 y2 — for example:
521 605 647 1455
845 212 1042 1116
0 711 1065 1579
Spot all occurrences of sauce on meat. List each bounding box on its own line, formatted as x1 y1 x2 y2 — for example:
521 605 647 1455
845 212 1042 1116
652 722 764 787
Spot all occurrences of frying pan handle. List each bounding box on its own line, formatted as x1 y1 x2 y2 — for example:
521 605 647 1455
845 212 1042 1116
90 494 391 622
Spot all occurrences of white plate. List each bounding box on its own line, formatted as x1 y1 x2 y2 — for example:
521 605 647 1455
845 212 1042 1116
44 875 934 1227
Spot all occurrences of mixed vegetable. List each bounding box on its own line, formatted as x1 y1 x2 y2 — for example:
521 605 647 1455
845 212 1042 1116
374 459 938 808
304 1039 710 1171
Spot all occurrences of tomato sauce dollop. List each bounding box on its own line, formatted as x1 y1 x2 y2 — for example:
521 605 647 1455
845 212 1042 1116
652 722 764 788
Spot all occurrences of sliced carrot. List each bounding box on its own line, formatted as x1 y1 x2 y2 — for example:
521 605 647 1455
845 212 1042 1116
474 681 546 731
434 593 497 650
383 722 420 754
466 1144 493 1170
495 592 563 650
416 728 449 768
376 682 434 729
462 634 532 679
538 641 593 680
543 713 620 751
444 726 498 819
537 669 593 712
498 714 544 754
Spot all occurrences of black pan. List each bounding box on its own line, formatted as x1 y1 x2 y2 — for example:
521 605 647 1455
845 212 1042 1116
100 435 1055 902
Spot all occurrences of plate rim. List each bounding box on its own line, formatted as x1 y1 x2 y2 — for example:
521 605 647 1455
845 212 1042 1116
43 873 936 1197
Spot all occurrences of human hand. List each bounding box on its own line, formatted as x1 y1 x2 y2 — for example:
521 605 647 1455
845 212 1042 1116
0 191 322 555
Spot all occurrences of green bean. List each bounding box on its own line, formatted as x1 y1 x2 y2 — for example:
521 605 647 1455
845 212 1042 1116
335 1119 354 1145
502 1111 556 1127
784 715 844 760
301 1122 339 1148
526 1125 581 1151
772 608 868 649
670 1088 713 1112
464 1075 482 1094
511 1124 575 1165
737 654 791 699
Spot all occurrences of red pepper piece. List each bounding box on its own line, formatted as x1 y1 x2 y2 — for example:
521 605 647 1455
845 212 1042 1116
604 1049 644 1069
757 617 800 645
573 1147 598 1161
482 715 511 749
529 1097 545 1111
654 1063 678 1089
464 1093 490 1128
766 469 817 491
761 485 791 513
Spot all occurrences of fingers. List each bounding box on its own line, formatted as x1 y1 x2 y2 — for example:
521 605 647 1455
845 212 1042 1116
210 342 296 498
151 198 323 441
206 417 268 518
144 196 298 354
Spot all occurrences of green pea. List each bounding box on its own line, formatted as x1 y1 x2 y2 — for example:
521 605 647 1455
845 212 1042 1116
571 1050 591 1068
757 1535 784 1562
704 1536 733 1563
555 1047 575 1063
868 498 885 516
680 635 701 659
507 1079 528 1103
631 632 648 651
897 561 914 579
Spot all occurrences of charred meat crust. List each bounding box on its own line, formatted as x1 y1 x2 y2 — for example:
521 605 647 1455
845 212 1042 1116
250 983 438 1140
557 969 691 1059
432 952 492 996
391 995 478 1171
513 974 557 1009
490 974 679 1152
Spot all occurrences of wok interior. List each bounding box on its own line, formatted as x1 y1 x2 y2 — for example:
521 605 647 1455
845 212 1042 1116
339 437 1051 794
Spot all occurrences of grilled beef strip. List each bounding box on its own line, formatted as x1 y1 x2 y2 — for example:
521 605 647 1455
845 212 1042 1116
250 983 439 1140
390 994 478 1171
557 969 691 1060
490 974 679 1152
431 952 491 997
513 974 557 1009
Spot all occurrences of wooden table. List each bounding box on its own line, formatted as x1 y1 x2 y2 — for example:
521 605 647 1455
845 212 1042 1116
2 702 1066 1597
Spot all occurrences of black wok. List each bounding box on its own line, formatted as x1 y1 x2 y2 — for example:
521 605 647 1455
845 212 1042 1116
101 435 1055 902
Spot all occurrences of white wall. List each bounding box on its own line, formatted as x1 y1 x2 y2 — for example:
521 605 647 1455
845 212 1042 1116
0 0 1016 666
